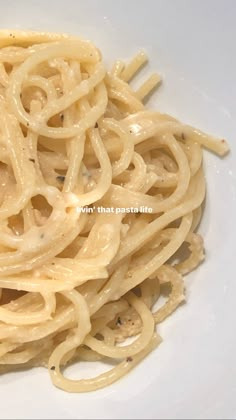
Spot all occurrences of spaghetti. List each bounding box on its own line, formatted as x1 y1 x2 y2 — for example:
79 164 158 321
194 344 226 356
0 30 229 392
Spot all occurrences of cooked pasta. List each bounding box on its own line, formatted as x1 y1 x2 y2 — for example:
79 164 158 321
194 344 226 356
0 30 229 392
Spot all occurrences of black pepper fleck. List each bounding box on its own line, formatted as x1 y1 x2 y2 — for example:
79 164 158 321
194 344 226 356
50 366 56 371
126 357 133 362
29 158 35 163
116 317 122 326
56 175 65 183
95 122 98 128
60 114 64 122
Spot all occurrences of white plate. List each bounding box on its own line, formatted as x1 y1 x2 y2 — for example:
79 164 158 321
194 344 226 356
1 1 236 419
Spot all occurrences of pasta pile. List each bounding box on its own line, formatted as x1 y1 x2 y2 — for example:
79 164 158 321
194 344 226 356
0 31 229 392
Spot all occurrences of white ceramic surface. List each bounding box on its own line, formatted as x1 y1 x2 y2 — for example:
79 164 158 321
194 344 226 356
1 1 236 418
